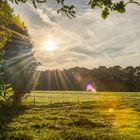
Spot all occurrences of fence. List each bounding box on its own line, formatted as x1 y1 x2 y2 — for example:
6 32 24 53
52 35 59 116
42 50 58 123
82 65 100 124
21 91 140 106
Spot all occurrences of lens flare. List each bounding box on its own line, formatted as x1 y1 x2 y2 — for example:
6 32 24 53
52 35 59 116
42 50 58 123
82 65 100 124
108 108 114 113
85 82 97 93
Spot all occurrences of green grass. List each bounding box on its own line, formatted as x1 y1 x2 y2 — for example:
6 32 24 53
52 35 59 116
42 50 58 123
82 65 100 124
1 91 140 140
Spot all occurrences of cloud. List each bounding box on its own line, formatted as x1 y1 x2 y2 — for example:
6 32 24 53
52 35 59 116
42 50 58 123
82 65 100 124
12 1 140 69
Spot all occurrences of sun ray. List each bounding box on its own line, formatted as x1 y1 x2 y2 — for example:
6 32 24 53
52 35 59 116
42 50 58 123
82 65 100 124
57 70 68 90
62 70 74 89
6 52 33 65
31 71 41 90
9 55 33 72
9 61 32 82
47 71 51 89
53 70 60 89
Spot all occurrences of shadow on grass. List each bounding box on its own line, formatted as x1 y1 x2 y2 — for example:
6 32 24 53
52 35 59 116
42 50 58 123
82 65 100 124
58 129 122 140
47 102 77 108
68 117 107 128
0 105 30 139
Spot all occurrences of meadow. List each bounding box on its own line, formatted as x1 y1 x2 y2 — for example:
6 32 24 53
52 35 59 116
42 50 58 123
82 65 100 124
0 91 140 140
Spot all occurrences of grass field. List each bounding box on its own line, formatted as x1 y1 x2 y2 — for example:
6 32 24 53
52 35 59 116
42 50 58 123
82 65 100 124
1 91 140 140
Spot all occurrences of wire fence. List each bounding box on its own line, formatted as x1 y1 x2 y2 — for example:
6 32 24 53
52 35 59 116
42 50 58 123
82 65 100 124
21 91 140 106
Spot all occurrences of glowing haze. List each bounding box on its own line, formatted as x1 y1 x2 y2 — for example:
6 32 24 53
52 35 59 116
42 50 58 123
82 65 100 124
11 1 140 70
43 40 56 52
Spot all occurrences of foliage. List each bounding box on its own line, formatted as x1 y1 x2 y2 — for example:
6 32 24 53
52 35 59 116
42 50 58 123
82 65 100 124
0 83 14 107
0 1 26 63
7 0 140 19
0 1 27 52
12 15 26 29
0 1 14 106
0 1 38 103
0 1 13 50
4 24 38 100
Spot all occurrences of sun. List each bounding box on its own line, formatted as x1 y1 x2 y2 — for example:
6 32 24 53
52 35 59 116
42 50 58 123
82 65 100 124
43 40 56 52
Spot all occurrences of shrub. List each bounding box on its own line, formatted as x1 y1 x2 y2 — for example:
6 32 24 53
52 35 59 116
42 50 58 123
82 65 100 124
0 84 14 107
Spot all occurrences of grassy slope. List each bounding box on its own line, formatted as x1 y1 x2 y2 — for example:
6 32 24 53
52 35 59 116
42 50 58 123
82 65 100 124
0 91 140 140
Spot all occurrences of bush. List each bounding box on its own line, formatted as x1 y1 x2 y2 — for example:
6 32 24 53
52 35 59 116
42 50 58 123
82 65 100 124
0 84 14 107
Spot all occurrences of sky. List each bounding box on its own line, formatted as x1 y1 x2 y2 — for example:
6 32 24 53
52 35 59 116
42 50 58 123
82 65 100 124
11 0 140 70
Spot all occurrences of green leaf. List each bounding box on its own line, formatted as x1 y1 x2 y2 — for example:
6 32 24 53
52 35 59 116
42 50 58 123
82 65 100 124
114 1 125 13
101 7 110 19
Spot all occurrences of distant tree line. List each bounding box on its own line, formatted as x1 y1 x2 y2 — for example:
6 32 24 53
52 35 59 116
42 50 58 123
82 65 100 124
35 66 140 92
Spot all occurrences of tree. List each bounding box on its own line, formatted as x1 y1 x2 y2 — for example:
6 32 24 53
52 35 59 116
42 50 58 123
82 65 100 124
0 1 13 63
0 1 15 106
6 0 140 19
135 66 140 91
4 20 39 103
123 66 136 91
0 1 38 104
